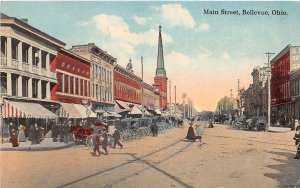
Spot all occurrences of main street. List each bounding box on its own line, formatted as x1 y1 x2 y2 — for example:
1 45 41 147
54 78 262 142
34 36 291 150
1 122 299 188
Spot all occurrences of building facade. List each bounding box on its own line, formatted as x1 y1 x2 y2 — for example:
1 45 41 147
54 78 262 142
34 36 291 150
114 63 142 105
141 82 160 109
51 48 91 104
154 26 168 110
271 45 300 121
70 43 115 112
0 13 64 119
290 69 300 120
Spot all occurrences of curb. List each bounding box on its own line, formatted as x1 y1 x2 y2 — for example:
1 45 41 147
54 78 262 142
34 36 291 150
267 130 291 133
0 142 75 152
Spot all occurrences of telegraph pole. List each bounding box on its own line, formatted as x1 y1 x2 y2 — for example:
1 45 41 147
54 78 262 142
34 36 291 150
0 72 3 143
265 52 275 130
169 80 171 113
141 56 144 117
174 85 176 115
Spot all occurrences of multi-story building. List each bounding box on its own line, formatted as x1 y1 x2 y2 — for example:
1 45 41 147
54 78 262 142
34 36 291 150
154 26 168 110
0 13 64 120
51 48 96 118
114 62 142 105
51 49 91 104
290 69 300 120
70 43 116 112
141 82 160 109
271 45 300 121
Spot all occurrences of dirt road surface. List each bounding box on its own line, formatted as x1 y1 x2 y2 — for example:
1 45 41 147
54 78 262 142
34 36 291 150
1 121 299 188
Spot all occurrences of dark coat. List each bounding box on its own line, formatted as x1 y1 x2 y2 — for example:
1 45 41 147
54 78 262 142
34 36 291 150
113 130 121 140
186 126 195 140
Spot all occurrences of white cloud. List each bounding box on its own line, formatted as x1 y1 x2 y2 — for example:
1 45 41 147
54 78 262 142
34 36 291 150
160 4 195 29
197 23 209 32
92 14 172 47
165 51 192 65
76 20 89 27
222 52 231 60
133 16 147 25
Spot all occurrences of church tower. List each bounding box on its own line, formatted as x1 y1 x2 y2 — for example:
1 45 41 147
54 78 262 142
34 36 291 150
154 26 168 110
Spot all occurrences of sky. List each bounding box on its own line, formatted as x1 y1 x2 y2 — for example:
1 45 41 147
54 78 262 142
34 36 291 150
1 1 300 111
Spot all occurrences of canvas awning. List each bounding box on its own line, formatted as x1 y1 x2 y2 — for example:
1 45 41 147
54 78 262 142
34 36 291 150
2 100 57 119
114 104 130 114
103 111 122 118
115 100 131 111
130 105 143 115
60 103 97 118
155 109 162 115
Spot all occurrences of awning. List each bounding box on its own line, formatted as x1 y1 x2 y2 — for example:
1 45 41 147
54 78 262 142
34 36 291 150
155 109 162 115
114 104 130 114
60 103 82 118
115 100 131 111
130 105 143 115
2 100 57 119
60 103 97 118
74 104 97 118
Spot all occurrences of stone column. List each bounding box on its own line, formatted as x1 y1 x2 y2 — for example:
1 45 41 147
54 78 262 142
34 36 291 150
6 72 12 96
17 75 22 97
37 79 42 99
73 77 76 95
17 41 22 69
7 37 12 66
28 78 32 98
28 46 33 72
46 53 50 77
39 50 42 74
46 81 50 100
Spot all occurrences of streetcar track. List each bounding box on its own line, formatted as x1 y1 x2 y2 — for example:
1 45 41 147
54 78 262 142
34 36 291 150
56 139 185 188
101 141 194 188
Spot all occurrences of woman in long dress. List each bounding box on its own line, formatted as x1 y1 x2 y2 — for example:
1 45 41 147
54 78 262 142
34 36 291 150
186 122 202 142
18 125 27 142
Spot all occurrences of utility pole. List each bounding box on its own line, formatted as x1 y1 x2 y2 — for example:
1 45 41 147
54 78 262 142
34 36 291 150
230 89 233 98
265 52 275 130
174 86 176 115
0 72 3 143
169 80 171 113
141 56 144 117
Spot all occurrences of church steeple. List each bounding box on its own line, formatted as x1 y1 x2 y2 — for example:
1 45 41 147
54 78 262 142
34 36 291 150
155 25 166 77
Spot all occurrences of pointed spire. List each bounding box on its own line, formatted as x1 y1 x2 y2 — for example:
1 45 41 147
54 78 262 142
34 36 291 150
156 25 166 77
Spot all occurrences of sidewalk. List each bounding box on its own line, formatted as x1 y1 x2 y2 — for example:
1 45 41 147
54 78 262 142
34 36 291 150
268 127 291 133
0 138 75 151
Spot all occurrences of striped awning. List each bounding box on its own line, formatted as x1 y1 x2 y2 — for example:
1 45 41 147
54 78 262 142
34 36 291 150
2 100 57 119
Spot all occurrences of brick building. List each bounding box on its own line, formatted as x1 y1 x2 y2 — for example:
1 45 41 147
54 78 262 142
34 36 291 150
290 69 300 120
154 26 168 110
114 62 142 105
271 45 300 122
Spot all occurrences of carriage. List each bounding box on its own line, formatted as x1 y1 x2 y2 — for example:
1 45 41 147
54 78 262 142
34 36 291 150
70 121 108 146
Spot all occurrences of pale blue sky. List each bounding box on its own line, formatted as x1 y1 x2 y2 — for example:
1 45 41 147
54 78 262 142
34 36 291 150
1 1 300 110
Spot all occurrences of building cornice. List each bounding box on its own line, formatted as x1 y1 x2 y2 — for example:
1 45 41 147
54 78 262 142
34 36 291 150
0 13 66 48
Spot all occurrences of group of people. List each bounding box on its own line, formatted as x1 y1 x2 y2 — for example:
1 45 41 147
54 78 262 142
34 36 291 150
186 121 203 143
51 119 71 143
92 128 123 157
8 121 45 147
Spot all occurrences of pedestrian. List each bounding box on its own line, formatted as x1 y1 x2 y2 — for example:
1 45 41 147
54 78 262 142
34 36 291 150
58 121 64 142
92 133 101 156
113 128 123 149
52 121 59 142
11 128 19 147
291 118 296 131
63 121 69 143
150 122 156 137
186 122 201 142
101 130 109 155
154 122 159 136
208 118 214 128
18 124 27 142
293 120 300 159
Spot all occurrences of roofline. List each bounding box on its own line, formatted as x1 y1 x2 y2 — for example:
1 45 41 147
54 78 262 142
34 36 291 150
0 13 66 47
114 64 142 82
71 43 117 64
271 44 291 63
59 48 92 65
